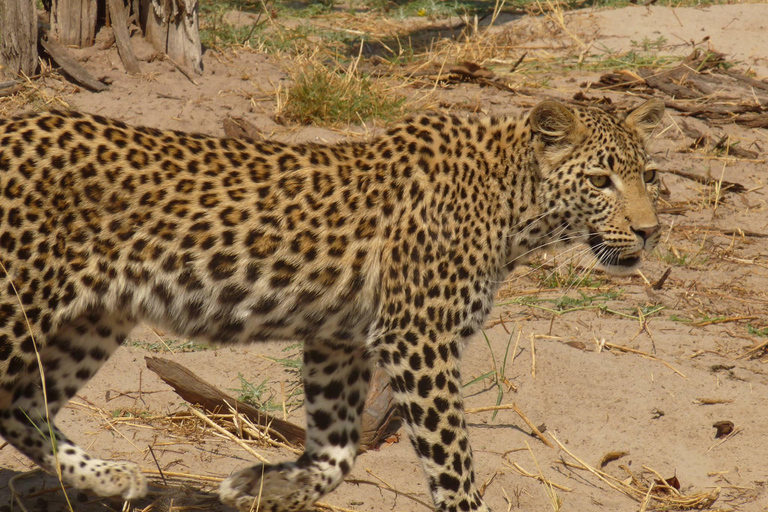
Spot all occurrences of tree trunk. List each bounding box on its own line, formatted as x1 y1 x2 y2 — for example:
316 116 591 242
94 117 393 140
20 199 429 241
0 0 38 78
50 0 98 47
140 0 202 74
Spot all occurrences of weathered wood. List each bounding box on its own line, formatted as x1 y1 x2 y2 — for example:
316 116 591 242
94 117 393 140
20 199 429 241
0 80 21 90
0 81 23 97
107 0 141 74
358 366 400 450
145 356 401 452
662 168 747 194
40 36 108 91
722 68 768 93
139 0 202 74
223 116 265 141
50 0 98 47
679 120 759 160
0 0 38 78
145 356 306 447
733 113 768 129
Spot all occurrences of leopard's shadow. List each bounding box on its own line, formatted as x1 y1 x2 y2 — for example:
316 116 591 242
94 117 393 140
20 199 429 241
0 468 227 511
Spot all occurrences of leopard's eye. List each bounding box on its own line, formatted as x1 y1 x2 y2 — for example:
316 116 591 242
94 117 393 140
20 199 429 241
643 168 657 183
589 175 610 189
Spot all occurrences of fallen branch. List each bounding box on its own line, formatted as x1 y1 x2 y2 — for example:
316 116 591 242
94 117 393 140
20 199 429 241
145 356 306 446
602 342 686 378
145 356 399 451
591 49 768 128
694 315 758 327
40 34 108 92
679 120 759 160
660 168 746 194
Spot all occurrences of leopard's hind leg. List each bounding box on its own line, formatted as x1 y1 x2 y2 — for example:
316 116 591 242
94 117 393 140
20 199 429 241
220 340 373 512
0 311 146 500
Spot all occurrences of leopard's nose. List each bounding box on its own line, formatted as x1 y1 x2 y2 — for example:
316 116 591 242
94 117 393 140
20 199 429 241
632 224 659 243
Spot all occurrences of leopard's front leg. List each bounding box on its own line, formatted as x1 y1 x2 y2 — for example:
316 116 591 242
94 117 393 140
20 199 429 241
373 329 491 512
220 340 373 512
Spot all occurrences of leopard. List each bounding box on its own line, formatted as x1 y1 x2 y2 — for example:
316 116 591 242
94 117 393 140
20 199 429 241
0 98 664 512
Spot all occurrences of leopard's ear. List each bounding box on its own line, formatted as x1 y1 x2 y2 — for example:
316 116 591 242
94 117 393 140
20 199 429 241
625 99 665 142
529 101 580 140
528 101 586 166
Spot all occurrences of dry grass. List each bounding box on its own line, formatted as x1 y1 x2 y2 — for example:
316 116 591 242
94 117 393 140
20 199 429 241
0 62 74 117
276 52 409 127
549 433 721 510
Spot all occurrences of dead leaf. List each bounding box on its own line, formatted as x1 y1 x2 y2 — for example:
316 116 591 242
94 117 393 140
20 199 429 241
449 61 497 80
713 420 734 438
653 475 681 494
599 451 629 468
223 116 264 142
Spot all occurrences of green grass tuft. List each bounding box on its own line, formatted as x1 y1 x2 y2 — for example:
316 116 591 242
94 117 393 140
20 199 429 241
279 61 407 126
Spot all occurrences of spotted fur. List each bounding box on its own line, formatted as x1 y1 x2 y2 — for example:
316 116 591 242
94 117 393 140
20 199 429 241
0 99 664 511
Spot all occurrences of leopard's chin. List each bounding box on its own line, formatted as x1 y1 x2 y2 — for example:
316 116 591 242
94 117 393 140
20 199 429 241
587 233 642 274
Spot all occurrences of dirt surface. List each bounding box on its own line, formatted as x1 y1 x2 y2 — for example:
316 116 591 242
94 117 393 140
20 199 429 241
1 3 768 512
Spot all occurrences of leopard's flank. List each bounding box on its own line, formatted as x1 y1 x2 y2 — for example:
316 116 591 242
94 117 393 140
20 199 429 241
0 99 664 512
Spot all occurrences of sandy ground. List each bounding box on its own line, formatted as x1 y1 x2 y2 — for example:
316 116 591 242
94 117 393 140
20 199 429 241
1 3 768 512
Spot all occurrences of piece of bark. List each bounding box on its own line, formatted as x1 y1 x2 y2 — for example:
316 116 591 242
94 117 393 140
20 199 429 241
145 356 306 447
662 168 746 194
40 35 108 91
359 367 400 450
50 0 98 47
145 356 401 452
0 0 38 78
680 121 759 160
733 113 768 129
140 0 202 74
107 0 141 74
722 68 768 93
223 116 265 142
663 100 765 120
0 82 23 98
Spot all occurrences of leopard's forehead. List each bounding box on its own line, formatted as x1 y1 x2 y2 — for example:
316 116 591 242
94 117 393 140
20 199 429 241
573 106 649 174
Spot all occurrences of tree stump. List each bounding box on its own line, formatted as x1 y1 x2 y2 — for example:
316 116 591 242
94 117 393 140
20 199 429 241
0 0 38 78
107 0 141 74
139 0 202 74
50 0 98 47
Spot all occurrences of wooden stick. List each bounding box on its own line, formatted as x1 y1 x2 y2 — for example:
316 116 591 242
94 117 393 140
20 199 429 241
603 342 687 378
40 34 108 92
145 356 306 446
695 315 758 327
513 403 553 449
107 0 141 74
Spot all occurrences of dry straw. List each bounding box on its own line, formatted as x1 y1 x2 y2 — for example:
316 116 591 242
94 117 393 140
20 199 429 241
549 433 720 510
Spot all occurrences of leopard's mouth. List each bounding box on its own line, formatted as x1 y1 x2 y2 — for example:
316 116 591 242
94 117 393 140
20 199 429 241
587 233 641 271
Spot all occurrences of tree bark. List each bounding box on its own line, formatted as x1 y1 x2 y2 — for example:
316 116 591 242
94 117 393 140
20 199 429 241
140 0 202 74
50 0 98 47
145 356 400 452
0 0 38 78
145 356 306 447
40 34 108 91
107 0 141 74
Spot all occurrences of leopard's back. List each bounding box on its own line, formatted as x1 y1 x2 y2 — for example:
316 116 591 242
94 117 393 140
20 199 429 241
0 111 392 362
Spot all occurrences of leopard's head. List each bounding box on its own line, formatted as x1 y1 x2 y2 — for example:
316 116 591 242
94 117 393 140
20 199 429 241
528 98 665 274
